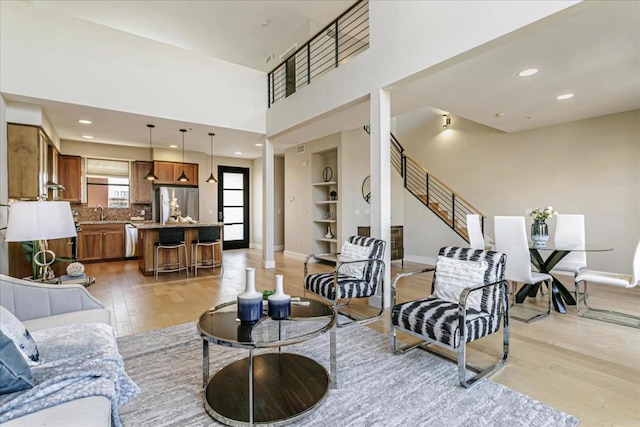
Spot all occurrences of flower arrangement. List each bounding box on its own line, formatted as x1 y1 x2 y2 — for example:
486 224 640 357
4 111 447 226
529 206 558 222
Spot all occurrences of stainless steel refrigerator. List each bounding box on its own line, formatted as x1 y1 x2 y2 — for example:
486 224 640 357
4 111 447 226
154 187 199 224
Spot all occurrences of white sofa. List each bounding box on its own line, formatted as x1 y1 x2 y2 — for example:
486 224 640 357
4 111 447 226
0 274 113 427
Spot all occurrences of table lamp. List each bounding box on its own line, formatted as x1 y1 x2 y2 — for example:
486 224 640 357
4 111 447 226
5 201 77 280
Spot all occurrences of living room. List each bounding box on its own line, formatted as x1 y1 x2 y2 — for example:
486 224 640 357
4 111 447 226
1 1 638 426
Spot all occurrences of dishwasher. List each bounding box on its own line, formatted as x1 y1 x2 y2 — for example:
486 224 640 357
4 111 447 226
125 223 138 258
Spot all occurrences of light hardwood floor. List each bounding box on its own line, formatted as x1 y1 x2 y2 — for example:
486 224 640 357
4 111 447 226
86 249 639 427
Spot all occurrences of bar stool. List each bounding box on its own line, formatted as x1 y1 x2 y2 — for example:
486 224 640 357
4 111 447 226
191 226 222 276
154 227 189 281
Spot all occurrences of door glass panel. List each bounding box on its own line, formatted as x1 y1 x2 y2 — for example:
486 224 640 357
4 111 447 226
224 172 243 189
224 224 244 240
223 207 244 224
223 190 244 206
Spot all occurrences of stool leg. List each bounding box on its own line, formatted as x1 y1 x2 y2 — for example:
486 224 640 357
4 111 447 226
154 246 159 281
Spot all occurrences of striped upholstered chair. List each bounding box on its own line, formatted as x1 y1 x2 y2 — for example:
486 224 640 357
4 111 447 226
391 247 509 388
304 235 386 327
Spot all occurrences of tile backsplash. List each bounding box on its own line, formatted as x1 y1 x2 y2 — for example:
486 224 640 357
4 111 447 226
72 204 152 222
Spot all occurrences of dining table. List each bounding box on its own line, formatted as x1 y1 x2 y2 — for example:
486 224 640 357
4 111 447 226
516 243 613 313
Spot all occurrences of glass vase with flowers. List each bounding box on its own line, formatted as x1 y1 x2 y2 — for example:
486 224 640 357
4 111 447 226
529 206 558 246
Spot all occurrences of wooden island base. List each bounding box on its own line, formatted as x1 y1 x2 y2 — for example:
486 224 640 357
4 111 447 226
136 223 223 276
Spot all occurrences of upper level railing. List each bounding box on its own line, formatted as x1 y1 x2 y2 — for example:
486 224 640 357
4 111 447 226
364 125 486 242
268 0 369 107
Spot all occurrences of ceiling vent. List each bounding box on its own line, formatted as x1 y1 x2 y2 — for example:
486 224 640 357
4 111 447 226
279 43 298 61
265 53 275 64
296 144 305 154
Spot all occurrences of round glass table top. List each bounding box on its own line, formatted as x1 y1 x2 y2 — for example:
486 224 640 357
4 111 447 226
198 297 335 349
528 242 613 252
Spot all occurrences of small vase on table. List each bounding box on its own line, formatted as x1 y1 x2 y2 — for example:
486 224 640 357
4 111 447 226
268 275 291 320
531 219 549 247
237 267 263 324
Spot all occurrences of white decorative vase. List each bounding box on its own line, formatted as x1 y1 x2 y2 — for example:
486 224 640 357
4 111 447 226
237 268 262 324
268 275 291 320
324 225 334 239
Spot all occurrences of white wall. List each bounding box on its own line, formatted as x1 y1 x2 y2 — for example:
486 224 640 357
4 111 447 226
0 1 266 134
284 133 341 258
0 95 8 275
396 109 640 273
267 0 578 136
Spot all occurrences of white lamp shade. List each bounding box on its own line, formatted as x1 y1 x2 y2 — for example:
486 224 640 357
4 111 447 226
5 201 77 242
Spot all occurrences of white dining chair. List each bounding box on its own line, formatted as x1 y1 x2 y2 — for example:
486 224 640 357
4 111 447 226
553 214 587 276
574 240 640 328
466 214 486 250
494 216 552 322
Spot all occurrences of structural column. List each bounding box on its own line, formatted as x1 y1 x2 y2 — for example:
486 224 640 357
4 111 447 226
262 137 275 269
369 89 391 307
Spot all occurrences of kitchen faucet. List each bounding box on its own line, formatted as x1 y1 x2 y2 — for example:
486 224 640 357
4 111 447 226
95 204 106 221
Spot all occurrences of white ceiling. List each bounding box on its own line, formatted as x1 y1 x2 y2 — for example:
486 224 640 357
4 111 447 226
9 0 640 157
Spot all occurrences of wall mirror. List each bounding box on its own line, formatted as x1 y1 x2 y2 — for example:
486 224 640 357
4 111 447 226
361 175 371 204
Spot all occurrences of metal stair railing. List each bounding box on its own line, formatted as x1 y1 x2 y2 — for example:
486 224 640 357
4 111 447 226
363 125 485 242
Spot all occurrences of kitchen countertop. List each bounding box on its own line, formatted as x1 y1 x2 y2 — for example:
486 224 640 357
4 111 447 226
133 221 223 229
79 220 154 225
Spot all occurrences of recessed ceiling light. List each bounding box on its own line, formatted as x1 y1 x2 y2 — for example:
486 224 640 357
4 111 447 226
255 143 263 147
78 119 92 124
557 93 574 100
235 151 242 155
169 144 178 148
495 112 506 118
82 135 93 139
518 68 538 77
261 20 271 28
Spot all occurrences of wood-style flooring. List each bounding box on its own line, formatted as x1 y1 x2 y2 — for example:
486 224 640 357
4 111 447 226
86 249 640 427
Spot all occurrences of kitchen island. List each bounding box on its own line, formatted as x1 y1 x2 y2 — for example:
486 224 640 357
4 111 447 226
134 222 223 276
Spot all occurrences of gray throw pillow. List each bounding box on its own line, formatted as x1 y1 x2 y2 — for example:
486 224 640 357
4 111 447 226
0 331 34 394
0 305 40 366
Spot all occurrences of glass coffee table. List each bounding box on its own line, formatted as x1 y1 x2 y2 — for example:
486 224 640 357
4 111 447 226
198 298 336 426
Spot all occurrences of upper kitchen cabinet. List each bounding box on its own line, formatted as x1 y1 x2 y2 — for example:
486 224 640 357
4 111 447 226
153 161 198 186
8 124 46 200
132 161 154 203
58 155 83 202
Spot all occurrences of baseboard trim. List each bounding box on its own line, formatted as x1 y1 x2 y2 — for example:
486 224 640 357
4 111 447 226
404 255 437 266
283 250 308 261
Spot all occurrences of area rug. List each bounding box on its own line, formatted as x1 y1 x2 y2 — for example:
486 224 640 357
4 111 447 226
117 322 579 427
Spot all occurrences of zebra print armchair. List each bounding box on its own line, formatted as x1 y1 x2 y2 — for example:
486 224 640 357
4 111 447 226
304 235 386 327
390 247 509 388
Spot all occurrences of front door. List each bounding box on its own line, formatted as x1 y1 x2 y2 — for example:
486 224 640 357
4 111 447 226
217 166 250 250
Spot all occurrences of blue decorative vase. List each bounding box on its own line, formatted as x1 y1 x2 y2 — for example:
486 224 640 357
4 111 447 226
237 268 262 324
531 219 549 247
268 275 291 320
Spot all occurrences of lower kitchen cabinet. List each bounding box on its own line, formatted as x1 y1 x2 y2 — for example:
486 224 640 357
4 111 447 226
78 224 125 261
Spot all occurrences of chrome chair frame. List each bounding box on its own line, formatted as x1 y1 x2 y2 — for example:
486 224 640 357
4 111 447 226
574 279 640 328
154 228 189 281
390 248 510 388
303 254 386 328
191 227 222 276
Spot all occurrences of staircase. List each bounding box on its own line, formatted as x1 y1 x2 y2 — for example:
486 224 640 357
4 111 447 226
365 126 485 242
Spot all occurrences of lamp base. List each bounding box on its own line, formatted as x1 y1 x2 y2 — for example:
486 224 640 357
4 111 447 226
33 242 56 280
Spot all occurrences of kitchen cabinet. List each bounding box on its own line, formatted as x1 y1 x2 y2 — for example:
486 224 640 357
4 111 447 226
132 161 154 203
58 155 83 202
153 161 199 185
7 124 45 200
77 224 125 261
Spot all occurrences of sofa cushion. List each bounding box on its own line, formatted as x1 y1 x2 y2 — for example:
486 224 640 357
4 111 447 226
0 332 33 394
0 306 39 366
23 309 111 332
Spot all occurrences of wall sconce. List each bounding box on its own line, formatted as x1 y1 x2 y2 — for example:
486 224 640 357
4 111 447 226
442 114 451 128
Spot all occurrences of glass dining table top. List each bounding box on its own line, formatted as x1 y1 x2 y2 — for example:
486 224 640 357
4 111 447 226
528 242 613 252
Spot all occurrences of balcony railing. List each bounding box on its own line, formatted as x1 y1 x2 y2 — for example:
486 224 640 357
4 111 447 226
268 0 369 107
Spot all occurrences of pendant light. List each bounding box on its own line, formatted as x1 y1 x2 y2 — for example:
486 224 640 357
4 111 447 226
206 132 218 183
177 129 190 182
144 124 158 180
